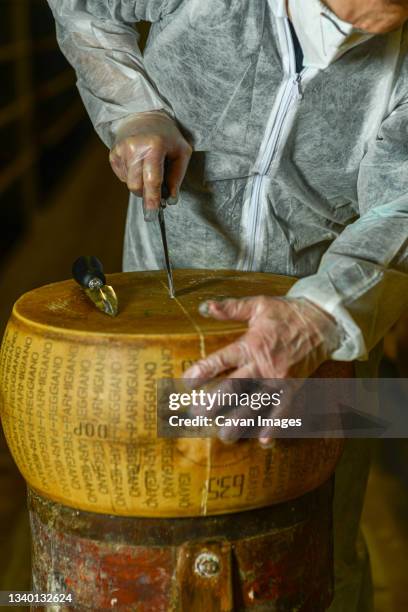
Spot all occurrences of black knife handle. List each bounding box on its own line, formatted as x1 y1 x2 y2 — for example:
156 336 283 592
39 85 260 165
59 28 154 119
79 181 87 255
72 256 106 289
161 182 170 200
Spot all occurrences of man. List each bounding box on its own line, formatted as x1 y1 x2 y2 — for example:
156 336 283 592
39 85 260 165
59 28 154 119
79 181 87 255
48 0 408 609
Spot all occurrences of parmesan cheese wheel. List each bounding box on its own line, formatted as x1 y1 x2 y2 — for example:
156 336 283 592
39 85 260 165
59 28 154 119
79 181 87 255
0 270 350 517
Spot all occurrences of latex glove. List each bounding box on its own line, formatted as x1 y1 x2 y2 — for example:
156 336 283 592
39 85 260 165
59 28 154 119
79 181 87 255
183 296 342 444
109 111 192 220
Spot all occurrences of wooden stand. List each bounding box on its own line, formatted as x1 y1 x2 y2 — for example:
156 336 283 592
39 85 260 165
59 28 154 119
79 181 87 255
30 479 334 612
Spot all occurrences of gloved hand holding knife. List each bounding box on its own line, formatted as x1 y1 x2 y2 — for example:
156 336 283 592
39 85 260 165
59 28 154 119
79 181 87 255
109 110 191 297
109 110 192 220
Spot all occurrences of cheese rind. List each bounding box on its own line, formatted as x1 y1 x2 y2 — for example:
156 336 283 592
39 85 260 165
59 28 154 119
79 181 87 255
0 270 349 516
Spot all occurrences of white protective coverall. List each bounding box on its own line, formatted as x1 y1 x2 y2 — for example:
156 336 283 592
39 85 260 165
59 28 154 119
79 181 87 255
47 0 408 609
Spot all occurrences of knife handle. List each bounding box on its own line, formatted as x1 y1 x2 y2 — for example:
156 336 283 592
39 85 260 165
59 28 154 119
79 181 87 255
161 183 170 201
72 256 106 289
143 183 171 221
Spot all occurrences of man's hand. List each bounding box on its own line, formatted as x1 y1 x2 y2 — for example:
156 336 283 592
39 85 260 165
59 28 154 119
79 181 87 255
183 296 342 444
109 111 192 219
184 296 341 380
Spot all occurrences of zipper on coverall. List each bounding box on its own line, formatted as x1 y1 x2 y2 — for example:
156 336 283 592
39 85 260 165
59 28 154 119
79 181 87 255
239 17 307 271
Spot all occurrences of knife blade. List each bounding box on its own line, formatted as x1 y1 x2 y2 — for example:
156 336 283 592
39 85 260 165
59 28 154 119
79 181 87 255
72 256 118 316
157 184 175 299
158 203 175 299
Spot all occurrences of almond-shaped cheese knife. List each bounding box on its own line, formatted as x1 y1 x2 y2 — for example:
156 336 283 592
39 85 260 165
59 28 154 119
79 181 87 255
72 256 118 317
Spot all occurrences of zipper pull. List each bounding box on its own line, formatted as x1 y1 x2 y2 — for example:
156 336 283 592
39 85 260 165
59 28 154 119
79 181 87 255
294 73 303 100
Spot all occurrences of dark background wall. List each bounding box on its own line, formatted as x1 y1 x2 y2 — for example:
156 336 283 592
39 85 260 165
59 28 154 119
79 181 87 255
0 2 151 332
1 0 93 262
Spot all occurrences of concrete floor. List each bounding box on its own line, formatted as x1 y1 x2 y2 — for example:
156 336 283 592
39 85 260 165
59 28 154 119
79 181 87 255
0 136 407 610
